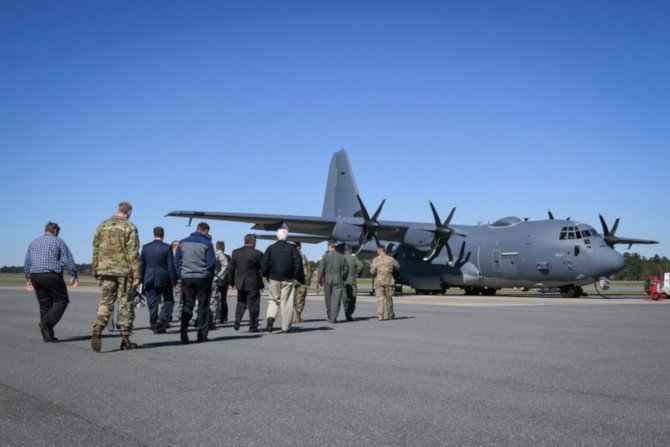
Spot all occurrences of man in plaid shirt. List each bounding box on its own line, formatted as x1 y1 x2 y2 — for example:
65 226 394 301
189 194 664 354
24 222 79 342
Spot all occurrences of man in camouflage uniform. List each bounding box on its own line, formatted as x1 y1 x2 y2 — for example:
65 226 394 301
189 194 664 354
369 245 400 321
343 245 364 321
317 240 348 323
91 201 141 352
210 240 229 325
293 241 310 323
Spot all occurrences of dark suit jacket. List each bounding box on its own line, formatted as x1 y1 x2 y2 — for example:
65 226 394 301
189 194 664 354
140 239 176 288
228 245 264 292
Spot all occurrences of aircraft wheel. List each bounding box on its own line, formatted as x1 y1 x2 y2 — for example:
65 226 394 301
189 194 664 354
482 288 497 296
560 287 577 298
661 293 667 300
651 292 659 301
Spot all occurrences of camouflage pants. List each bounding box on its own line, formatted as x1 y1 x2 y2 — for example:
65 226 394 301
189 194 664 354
94 276 135 336
294 282 307 313
210 279 221 320
375 285 394 319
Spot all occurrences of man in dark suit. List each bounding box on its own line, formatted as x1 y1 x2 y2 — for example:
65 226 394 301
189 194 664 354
140 226 177 334
227 234 264 332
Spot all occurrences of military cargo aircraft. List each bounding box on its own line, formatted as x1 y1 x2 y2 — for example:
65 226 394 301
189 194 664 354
167 150 657 297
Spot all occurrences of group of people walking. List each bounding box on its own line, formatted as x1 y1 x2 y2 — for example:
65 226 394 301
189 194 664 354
23 202 401 352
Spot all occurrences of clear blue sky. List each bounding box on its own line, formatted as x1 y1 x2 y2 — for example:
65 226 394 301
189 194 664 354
1 0 668 267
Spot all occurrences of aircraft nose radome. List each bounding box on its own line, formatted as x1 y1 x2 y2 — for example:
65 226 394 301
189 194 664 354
606 251 625 275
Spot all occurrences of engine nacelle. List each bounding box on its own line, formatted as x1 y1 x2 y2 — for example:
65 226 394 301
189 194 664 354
402 227 433 249
332 222 362 244
599 278 611 290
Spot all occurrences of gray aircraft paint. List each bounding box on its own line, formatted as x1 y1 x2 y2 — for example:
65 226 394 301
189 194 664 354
167 150 657 296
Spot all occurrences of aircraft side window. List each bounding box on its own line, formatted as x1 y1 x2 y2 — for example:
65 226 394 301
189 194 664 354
559 231 567 240
567 232 575 239
575 230 582 239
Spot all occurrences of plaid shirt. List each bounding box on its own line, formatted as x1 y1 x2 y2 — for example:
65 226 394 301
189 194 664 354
24 233 78 281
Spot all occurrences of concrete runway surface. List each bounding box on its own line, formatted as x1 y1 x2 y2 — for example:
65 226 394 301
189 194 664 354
1 286 669 446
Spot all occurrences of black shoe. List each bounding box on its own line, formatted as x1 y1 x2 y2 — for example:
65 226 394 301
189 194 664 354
180 326 189 344
39 321 53 342
197 333 208 343
346 315 354 321
233 321 240 331
282 327 296 334
49 327 58 342
249 328 259 333
266 317 274 333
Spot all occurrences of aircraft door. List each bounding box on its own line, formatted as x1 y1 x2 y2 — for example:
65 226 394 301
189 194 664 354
501 252 519 279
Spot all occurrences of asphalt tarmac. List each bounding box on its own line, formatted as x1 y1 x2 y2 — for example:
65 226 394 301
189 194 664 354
1 286 669 446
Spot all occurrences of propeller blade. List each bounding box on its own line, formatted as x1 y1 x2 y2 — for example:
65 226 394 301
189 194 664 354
443 207 456 227
598 214 610 236
446 243 454 264
422 244 440 262
355 195 370 221
371 199 386 222
610 217 620 236
548 210 554 220
429 201 441 227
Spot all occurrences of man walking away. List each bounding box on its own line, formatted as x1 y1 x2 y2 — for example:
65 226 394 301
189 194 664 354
261 228 301 333
228 234 264 332
140 226 177 334
343 245 364 321
174 222 215 344
91 202 141 352
293 241 310 323
317 240 348 323
210 241 229 325
370 245 400 321
24 222 78 342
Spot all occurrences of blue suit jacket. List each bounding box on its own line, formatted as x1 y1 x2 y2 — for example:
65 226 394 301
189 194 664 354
140 240 176 288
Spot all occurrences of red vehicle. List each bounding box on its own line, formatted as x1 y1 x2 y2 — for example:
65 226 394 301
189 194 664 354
644 269 669 301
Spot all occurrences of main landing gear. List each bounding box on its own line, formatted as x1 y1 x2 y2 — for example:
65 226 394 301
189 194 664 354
559 285 585 298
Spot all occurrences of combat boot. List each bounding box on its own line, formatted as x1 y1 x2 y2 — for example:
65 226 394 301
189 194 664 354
156 319 167 334
266 317 274 333
91 325 103 352
295 312 304 323
120 335 138 350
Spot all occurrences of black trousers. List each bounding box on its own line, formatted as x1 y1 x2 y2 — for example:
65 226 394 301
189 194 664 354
31 272 69 328
181 277 213 339
235 288 261 330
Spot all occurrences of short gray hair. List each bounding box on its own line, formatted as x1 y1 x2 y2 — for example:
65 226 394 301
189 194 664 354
277 228 289 241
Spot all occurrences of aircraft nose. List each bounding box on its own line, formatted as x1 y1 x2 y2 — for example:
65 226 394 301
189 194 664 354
603 250 625 276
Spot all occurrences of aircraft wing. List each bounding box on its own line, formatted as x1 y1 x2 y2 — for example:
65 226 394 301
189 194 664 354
613 237 658 248
166 210 337 236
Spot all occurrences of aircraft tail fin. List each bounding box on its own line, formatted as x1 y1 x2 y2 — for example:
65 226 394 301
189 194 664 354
322 149 361 218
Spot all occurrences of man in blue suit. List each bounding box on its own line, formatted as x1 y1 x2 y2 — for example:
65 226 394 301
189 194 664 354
140 226 177 334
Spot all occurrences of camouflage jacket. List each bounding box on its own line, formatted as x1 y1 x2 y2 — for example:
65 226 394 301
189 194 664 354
92 216 141 279
299 251 311 286
370 253 400 286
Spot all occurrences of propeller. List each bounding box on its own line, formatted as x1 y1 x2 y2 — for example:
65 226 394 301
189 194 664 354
598 214 621 248
423 201 467 264
354 194 385 254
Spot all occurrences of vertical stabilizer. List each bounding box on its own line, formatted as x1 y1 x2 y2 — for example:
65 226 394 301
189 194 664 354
321 149 361 218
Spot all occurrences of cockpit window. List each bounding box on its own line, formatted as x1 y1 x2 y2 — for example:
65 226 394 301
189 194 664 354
559 226 582 240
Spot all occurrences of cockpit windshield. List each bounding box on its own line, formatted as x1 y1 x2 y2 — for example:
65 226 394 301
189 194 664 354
559 225 599 241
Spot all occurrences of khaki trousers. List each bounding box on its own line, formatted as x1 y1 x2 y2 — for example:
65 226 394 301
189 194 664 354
266 279 295 331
